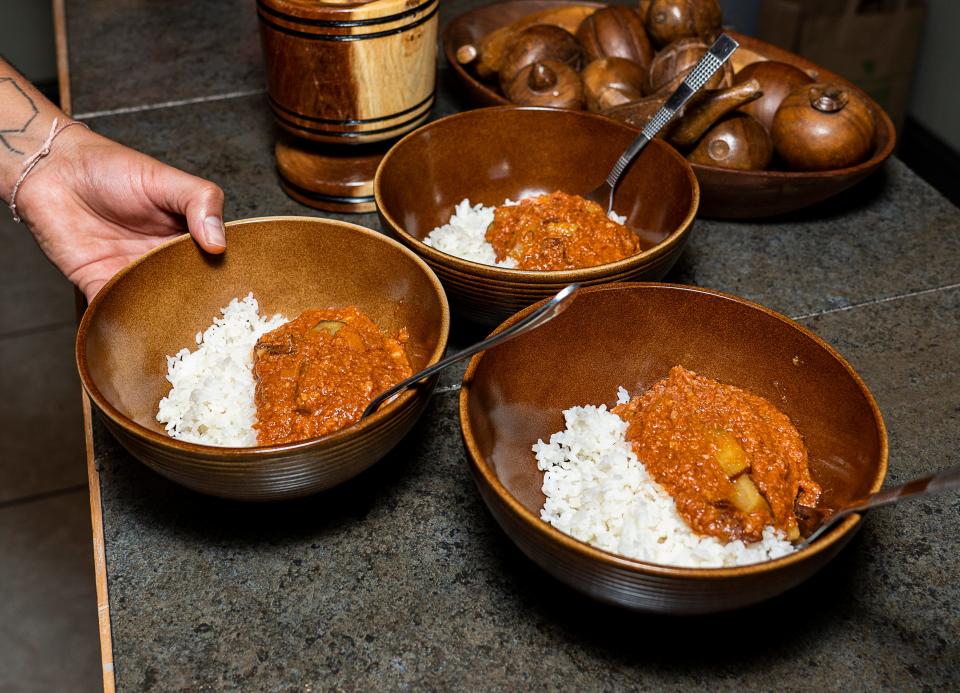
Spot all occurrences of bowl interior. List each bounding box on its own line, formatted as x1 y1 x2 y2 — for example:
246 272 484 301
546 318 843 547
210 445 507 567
377 107 697 252
80 217 448 441
463 284 886 538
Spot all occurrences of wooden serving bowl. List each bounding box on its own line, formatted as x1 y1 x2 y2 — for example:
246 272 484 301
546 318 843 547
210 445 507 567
76 217 449 501
375 106 699 325
444 0 605 108
443 1 896 219
460 283 888 614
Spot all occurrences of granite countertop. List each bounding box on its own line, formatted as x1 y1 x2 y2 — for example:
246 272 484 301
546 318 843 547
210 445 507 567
65 1 959 689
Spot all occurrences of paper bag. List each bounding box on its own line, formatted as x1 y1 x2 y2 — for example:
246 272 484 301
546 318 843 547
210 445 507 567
757 0 926 131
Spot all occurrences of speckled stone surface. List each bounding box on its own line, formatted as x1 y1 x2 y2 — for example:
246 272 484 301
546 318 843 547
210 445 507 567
67 1 960 690
65 0 265 116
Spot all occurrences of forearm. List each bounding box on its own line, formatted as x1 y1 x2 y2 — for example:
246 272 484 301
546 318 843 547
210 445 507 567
0 57 73 198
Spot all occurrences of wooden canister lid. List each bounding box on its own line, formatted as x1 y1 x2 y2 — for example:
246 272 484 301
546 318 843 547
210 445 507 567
258 0 437 28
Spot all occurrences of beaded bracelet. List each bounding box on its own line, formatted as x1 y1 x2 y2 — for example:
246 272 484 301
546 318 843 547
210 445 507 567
8 117 89 222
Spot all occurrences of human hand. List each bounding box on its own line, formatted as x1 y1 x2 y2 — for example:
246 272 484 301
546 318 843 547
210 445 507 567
14 125 226 300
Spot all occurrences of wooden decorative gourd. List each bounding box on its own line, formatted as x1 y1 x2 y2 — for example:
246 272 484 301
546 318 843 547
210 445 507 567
258 0 439 212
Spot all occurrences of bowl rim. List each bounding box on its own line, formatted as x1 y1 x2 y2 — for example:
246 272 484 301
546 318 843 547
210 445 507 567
373 105 700 282
76 215 451 459
441 1 896 182
459 281 889 578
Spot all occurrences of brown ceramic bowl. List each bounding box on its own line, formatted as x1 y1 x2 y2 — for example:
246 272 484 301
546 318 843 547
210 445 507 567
460 283 887 614
375 106 699 325
444 2 896 219
76 217 449 501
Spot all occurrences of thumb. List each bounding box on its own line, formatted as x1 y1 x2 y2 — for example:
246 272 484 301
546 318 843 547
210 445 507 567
148 163 227 254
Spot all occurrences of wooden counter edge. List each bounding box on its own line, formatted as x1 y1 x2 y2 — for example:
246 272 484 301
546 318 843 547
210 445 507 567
53 0 71 116
81 390 116 693
53 0 117 690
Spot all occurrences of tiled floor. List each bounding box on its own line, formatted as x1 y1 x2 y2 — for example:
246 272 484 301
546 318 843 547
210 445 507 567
0 214 101 692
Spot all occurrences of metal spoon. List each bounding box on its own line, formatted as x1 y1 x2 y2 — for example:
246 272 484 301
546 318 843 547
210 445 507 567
585 33 740 215
798 464 960 549
362 284 579 418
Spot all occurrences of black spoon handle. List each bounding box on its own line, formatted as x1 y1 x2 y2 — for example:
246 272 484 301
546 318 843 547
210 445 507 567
801 464 960 548
603 34 739 190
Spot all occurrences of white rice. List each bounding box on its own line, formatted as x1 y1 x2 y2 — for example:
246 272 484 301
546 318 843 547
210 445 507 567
533 387 796 568
423 197 627 268
156 294 287 447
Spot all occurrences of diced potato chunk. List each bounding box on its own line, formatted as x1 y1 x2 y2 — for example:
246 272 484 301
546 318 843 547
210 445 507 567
338 327 365 352
787 525 800 542
714 430 749 477
312 320 345 336
729 475 771 515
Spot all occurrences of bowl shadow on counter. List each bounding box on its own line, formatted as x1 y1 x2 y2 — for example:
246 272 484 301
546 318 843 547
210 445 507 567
757 164 891 224
479 513 873 669
93 402 445 543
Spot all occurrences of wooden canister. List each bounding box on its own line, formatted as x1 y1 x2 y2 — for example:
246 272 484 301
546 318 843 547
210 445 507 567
258 0 439 145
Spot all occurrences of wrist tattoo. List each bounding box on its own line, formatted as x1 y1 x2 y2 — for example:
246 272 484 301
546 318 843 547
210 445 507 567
0 77 39 156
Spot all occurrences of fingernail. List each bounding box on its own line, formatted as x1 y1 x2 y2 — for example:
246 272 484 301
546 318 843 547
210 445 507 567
203 216 226 249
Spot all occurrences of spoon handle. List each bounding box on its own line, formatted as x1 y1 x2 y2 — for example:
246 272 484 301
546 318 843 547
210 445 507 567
603 33 739 191
361 284 579 419
802 464 960 547
849 464 960 513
